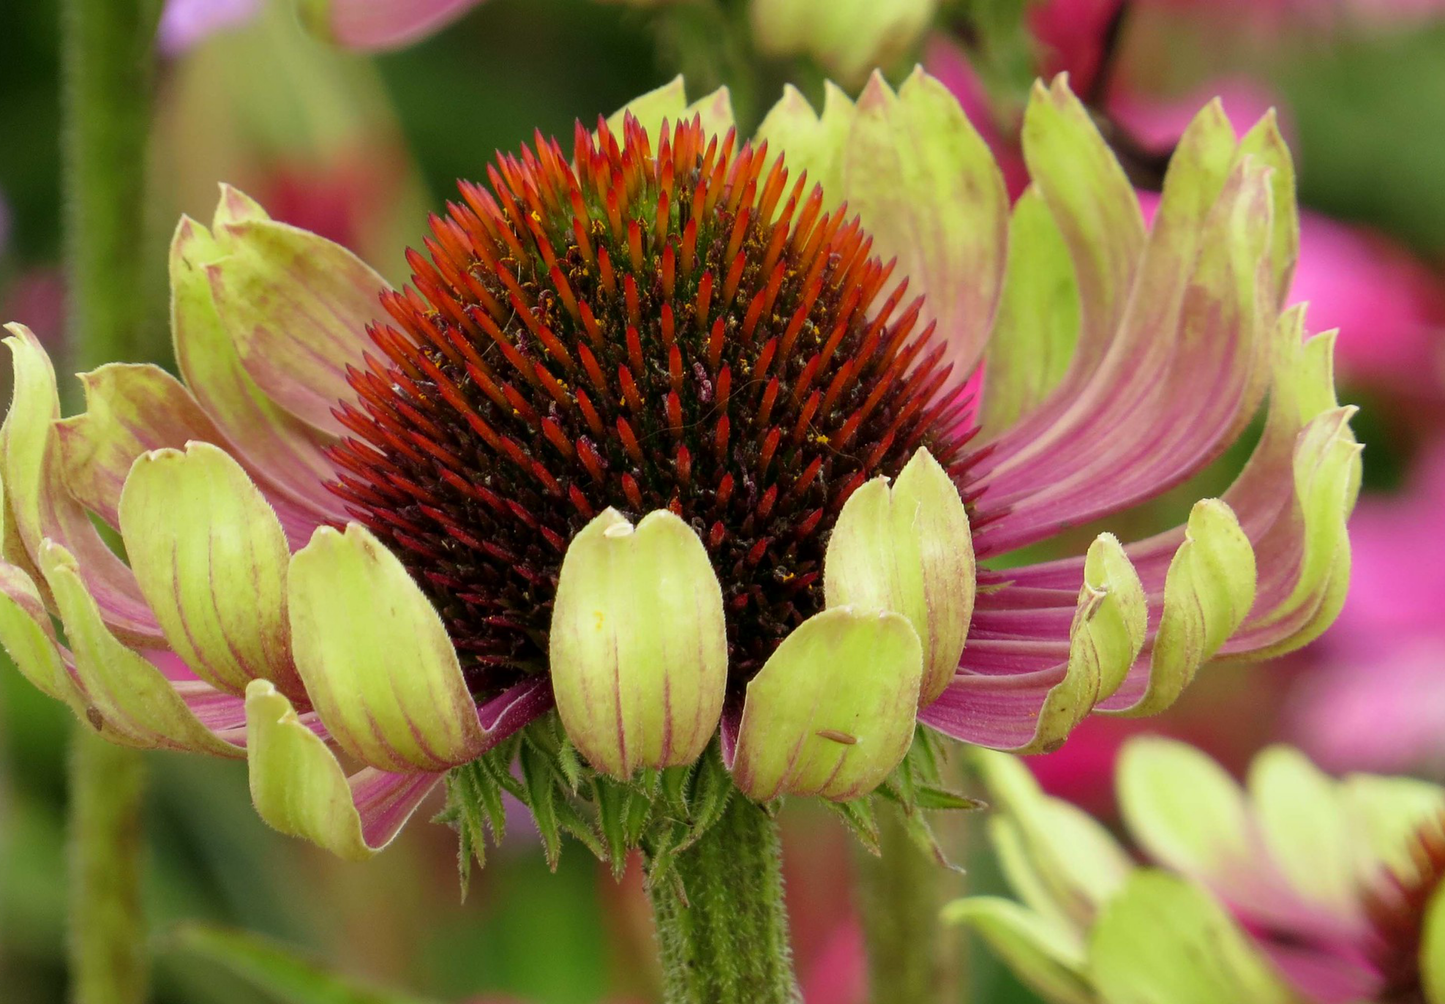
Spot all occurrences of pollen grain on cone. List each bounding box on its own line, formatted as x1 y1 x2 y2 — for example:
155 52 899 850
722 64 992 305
326 112 980 697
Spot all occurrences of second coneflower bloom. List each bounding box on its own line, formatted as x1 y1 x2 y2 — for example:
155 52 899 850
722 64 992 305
0 71 1356 858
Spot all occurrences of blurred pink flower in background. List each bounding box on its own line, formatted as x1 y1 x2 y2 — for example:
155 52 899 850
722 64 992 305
298 0 488 51
157 0 489 53
157 0 259 53
1290 440 1445 775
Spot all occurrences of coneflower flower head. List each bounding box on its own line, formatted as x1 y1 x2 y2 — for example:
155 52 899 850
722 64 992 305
0 71 1357 863
952 741 1445 1004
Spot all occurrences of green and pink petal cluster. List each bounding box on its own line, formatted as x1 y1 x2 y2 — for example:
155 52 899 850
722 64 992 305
0 69 1356 859
952 741 1445 1003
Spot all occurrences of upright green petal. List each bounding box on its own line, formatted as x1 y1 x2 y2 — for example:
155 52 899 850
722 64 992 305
40 541 243 756
119 442 300 699
982 188 1081 436
1088 872 1300 1004
606 78 735 140
549 508 727 777
208 211 388 435
732 607 921 801
755 69 1008 378
824 447 974 706
287 523 484 772
1020 76 1144 364
1116 738 1249 890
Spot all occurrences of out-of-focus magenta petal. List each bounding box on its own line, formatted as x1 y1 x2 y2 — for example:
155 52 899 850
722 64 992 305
302 0 487 51
1109 77 1287 154
800 919 866 1004
1028 0 1125 95
157 0 259 54
1255 943 1378 1004
1290 214 1445 397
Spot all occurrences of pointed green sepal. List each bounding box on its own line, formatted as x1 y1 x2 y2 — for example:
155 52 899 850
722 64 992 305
550 508 727 778
731 607 921 801
825 447 974 706
288 522 484 771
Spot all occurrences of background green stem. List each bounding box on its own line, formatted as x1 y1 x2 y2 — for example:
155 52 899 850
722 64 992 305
62 0 163 372
856 804 964 1004
61 0 161 1001
647 796 799 1004
68 732 148 1004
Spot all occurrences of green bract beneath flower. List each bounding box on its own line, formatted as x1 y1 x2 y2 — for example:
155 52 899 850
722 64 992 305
550 508 727 777
0 68 1358 863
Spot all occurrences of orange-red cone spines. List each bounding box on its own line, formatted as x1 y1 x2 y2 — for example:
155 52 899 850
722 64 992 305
327 114 981 696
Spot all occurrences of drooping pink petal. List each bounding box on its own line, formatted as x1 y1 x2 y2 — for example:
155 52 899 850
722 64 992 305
303 0 487 52
974 140 1278 556
350 768 445 849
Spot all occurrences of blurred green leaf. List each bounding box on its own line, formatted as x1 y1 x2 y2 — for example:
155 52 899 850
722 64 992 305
166 924 439 1004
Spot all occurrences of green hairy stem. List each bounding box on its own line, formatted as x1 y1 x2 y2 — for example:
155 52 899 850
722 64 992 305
61 0 162 1001
647 796 800 1004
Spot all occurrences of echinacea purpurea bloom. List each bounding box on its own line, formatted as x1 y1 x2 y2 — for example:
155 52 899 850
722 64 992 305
953 740 1445 1004
0 71 1357 859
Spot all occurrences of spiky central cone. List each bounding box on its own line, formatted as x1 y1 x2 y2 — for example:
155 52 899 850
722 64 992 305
1365 809 1445 1001
327 114 977 698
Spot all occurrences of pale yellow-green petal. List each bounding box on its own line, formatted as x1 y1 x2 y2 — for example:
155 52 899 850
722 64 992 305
824 447 974 706
1246 746 1357 918
943 897 1094 1004
756 69 1008 378
975 749 1133 925
1338 773 1445 880
208 213 387 435
0 561 84 711
1088 872 1301 1004
119 442 300 699
288 523 482 772
550 508 727 778
40 541 242 756
1116 737 1249 888
732 607 921 801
